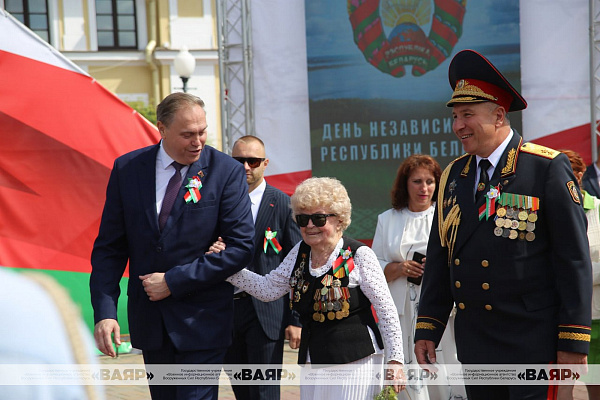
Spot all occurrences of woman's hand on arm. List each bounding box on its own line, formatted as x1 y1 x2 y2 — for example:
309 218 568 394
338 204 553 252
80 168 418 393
384 259 425 282
385 360 406 393
206 236 226 254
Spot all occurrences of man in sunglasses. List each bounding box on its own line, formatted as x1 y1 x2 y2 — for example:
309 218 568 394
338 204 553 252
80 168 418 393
225 135 302 400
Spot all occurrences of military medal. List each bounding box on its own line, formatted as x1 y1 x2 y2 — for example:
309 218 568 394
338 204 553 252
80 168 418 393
495 192 540 242
333 300 341 311
289 253 308 310
302 281 309 293
528 213 538 222
444 180 458 210
526 232 535 241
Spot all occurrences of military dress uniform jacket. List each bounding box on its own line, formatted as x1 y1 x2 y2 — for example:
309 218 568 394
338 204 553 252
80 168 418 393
415 133 592 364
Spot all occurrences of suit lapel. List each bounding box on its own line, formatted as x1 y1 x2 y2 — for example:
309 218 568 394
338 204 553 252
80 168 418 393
140 145 161 233
254 185 277 250
161 148 209 235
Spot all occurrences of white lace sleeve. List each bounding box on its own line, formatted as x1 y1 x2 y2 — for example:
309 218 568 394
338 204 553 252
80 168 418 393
226 242 300 302
354 246 404 364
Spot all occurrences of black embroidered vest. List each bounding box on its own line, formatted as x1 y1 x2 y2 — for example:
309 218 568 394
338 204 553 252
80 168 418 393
289 237 384 365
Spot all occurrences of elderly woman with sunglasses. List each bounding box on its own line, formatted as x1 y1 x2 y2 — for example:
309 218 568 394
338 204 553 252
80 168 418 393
226 176 405 399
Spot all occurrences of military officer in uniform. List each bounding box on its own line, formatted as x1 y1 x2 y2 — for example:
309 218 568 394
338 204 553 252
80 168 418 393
414 49 592 399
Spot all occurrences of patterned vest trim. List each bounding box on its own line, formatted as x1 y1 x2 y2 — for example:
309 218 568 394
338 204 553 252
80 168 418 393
289 237 384 365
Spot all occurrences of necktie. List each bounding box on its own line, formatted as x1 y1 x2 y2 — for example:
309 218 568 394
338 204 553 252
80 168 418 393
159 161 185 231
476 159 491 202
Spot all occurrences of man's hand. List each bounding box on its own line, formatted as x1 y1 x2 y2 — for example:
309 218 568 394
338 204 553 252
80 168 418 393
94 319 121 357
139 273 171 301
285 325 302 349
414 339 438 372
557 350 588 374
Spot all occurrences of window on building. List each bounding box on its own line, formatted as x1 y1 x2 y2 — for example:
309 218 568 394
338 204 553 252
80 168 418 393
96 0 138 49
5 0 50 42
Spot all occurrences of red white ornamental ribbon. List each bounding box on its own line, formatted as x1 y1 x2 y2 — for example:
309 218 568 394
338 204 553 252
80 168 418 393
479 184 500 221
332 247 355 278
184 176 202 203
264 227 282 254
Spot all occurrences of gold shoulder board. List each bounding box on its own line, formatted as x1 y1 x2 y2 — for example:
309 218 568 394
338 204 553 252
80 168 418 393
520 142 559 159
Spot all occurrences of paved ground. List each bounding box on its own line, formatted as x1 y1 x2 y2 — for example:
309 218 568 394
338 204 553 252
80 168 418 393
98 345 300 400
98 346 588 399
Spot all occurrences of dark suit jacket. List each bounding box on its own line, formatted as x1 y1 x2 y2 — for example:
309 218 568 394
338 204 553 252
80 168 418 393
583 164 600 198
248 184 302 340
415 133 592 364
90 144 254 352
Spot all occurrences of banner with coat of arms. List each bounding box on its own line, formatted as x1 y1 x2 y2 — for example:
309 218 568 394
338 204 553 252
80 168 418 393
305 0 522 240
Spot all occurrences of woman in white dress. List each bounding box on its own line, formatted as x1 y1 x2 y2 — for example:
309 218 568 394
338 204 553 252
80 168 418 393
372 154 466 400
226 177 405 399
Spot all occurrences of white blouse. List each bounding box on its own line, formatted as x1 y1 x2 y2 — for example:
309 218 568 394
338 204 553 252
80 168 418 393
371 206 435 313
227 237 404 364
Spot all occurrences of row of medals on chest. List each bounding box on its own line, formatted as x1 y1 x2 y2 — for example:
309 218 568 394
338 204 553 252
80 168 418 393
289 255 351 323
494 206 537 241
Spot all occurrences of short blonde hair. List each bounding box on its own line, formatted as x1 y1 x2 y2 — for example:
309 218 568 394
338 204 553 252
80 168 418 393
291 177 351 231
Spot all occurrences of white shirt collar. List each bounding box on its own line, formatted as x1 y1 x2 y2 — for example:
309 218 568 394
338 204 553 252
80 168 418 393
249 179 266 223
158 140 176 170
249 179 267 206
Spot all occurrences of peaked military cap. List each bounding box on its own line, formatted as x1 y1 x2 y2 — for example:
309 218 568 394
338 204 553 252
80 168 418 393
446 49 527 112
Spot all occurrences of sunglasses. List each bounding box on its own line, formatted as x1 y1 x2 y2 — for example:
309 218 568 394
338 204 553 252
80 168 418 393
295 213 336 228
233 157 265 168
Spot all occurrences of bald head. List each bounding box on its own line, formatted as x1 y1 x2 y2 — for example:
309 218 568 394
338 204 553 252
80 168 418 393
232 136 269 193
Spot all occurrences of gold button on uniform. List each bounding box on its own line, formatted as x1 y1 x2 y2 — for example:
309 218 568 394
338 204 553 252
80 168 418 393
458 303 465 309
482 283 490 290
481 260 489 267
455 281 461 288
454 259 460 266
485 304 492 311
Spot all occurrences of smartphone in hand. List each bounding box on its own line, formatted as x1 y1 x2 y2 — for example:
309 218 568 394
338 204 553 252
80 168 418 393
408 251 425 285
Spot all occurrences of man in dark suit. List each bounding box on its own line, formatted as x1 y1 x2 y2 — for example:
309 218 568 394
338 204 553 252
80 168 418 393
414 50 592 399
582 150 600 198
90 93 254 400
224 135 302 400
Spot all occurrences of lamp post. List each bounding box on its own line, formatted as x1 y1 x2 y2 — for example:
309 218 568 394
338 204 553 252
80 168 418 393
174 46 196 93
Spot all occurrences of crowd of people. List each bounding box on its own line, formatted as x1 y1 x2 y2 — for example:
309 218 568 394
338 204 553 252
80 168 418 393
86 49 598 400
